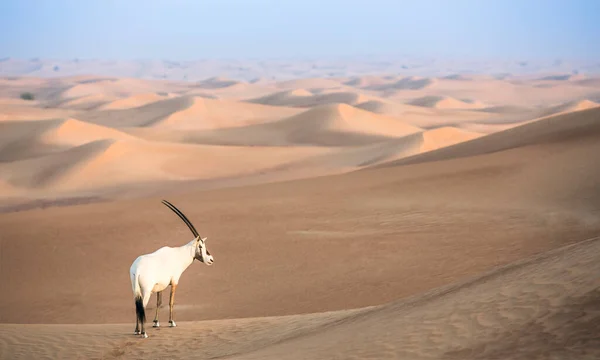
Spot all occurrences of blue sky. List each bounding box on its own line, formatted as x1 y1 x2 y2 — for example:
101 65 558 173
1 0 598 60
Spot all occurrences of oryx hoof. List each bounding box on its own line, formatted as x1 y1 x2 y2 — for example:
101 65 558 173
153 321 160 328
134 330 141 335
169 320 177 327
141 332 148 338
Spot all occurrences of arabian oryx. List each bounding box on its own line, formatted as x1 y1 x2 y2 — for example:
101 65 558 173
129 199 214 338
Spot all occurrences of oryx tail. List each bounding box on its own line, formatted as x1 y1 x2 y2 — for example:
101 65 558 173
132 274 146 324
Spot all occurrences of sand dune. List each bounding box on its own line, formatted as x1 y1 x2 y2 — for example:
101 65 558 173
538 99 600 117
245 89 313 105
170 103 423 147
343 75 399 88
408 95 486 109
0 138 332 194
0 104 79 121
0 139 112 189
419 126 482 152
355 99 491 128
355 98 433 116
76 95 302 130
195 76 240 89
376 106 600 170
247 89 370 107
60 77 181 100
367 76 435 91
52 93 120 110
275 77 343 90
97 92 174 110
152 96 304 130
0 118 134 162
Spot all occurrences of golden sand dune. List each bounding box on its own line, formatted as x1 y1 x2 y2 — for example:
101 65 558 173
97 92 174 110
169 103 423 147
273 126 481 171
419 126 482 152
539 99 600 117
0 139 112 188
366 76 435 91
76 95 302 130
408 95 487 109
39 118 136 146
275 77 343 90
246 88 313 105
0 104 79 121
247 89 370 107
376 106 600 171
355 98 433 115
0 118 134 162
60 77 180 100
152 96 304 130
0 138 330 195
195 76 241 89
53 93 120 110
355 99 491 128
343 75 398 88
0 117 134 155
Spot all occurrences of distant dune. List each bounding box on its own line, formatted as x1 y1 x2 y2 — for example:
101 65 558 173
97 92 174 110
275 77 343 90
408 95 486 109
366 76 435 91
77 95 302 130
173 103 423 147
247 89 370 107
195 76 240 89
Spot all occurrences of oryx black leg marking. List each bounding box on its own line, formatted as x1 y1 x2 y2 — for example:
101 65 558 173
134 316 140 335
153 291 162 327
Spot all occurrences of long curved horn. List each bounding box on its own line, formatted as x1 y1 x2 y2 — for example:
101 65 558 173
161 200 200 238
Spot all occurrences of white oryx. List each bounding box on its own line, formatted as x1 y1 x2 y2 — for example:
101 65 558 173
129 199 214 338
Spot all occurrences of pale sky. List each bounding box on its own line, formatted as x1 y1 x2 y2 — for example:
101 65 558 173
1 0 599 60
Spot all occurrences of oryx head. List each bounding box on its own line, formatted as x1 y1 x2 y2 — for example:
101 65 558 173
161 199 214 266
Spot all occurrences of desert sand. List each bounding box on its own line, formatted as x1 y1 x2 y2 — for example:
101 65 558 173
1 68 600 359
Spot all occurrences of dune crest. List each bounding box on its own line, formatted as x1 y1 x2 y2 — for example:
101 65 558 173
408 95 486 109
97 92 173 110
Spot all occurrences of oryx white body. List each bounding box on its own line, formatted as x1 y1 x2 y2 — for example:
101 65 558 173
129 200 214 338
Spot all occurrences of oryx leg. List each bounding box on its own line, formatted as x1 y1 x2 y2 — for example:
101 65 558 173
169 284 177 327
153 291 162 327
134 316 140 335
140 291 152 338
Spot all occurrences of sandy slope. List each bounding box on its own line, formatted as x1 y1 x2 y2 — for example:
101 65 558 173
2 236 598 360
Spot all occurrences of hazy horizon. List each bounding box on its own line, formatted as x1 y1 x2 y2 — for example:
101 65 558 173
2 0 599 61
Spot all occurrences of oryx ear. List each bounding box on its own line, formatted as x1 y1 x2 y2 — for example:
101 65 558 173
201 237 207 242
